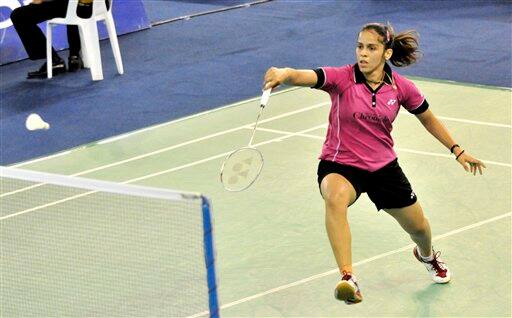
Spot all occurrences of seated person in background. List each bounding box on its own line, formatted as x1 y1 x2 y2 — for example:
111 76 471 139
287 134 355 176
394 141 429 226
10 0 84 79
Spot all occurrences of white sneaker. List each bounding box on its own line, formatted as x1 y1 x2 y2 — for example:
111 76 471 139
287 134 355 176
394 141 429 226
334 272 363 304
413 246 451 283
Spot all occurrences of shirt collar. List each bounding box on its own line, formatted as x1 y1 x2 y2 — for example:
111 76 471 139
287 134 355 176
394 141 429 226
353 62 393 85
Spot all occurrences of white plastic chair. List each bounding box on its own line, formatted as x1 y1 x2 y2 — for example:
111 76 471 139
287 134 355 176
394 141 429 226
46 0 124 81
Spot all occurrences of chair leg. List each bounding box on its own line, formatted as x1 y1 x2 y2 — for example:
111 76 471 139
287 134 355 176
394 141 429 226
78 27 90 69
80 22 103 81
104 12 123 75
46 23 53 79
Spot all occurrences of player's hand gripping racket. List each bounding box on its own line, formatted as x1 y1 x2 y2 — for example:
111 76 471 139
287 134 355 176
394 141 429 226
220 89 271 191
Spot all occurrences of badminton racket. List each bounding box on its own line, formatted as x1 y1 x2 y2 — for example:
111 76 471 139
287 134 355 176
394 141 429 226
220 89 271 191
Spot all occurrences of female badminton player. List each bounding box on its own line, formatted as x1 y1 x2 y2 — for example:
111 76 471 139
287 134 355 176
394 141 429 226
263 22 486 305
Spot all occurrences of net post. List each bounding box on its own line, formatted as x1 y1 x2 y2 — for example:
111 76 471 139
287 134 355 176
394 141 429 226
201 196 220 318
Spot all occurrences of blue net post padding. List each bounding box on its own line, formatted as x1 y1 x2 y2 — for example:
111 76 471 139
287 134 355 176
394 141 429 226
201 196 220 318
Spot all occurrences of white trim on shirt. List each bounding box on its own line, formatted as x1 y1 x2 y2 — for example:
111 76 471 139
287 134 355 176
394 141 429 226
332 95 342 161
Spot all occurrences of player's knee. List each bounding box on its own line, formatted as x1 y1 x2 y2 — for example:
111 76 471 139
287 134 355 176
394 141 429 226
409 217 429 236
323 188 351 207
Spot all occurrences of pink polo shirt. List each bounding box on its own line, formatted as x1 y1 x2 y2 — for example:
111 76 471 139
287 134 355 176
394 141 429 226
313 63 428 172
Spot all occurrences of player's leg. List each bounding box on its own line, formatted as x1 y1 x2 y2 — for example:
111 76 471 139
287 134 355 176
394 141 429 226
321 173 358 276
384 201 432 257
318 160 364 304
368 159 451 283
385 202 451 283
321 173 364 304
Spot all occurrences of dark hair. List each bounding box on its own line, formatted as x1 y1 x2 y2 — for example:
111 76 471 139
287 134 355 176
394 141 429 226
361 23 421 67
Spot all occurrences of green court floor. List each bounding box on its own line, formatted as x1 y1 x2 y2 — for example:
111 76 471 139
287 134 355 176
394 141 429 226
2 80 511 317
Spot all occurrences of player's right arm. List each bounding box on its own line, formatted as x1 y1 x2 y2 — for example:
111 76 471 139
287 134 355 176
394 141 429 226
264 67 318 90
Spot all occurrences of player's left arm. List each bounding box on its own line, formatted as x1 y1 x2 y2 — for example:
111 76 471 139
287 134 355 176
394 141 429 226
415 109 486 175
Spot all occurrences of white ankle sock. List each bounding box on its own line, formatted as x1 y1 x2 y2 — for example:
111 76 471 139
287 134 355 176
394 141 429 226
419 249 434 262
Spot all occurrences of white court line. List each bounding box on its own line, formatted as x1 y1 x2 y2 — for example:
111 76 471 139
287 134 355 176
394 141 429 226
2 121 509 220
394 148 512 168
187 211 512 318
9 85 509 169
5 92 510 197
11 87 302 168
399 111 512 128
11 106 508 169
5 105 509 200
7 151 75 166
2 123 510 218
0 102 329 199
253 127 512 168
0 125 325 221
0 126 512 221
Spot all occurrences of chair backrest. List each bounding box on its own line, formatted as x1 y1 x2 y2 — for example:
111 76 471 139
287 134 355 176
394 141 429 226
63 0 110 21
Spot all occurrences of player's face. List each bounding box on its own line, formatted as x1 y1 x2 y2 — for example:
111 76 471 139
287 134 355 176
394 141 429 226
356 30 388 75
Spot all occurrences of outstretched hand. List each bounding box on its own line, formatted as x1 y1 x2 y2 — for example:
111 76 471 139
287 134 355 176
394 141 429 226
263 67 288 90
456 150 486 175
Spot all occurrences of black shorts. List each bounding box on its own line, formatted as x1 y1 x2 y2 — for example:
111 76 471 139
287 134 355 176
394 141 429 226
317 159 417 210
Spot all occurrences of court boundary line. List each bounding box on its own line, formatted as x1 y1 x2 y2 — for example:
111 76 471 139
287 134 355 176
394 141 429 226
399 111 512 128
2 122 510 220
4 119 510 201
253 127 512 168
5 96 510 197
407 75 512 91
12 80 510 168
11 87 303 168
0 125 326 220
1 102 328 198
187 211 512 318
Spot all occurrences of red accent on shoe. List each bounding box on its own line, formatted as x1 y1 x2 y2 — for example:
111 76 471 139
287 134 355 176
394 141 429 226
413 246 450 283
429 251 448 277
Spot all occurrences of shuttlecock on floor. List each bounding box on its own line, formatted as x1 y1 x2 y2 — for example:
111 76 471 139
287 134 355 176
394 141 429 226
25 113 50 131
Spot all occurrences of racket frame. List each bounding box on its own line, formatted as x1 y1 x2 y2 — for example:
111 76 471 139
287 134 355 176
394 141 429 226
220 146 264 192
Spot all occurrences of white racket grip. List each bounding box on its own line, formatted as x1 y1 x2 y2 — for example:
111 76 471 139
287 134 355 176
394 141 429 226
260 88 271 107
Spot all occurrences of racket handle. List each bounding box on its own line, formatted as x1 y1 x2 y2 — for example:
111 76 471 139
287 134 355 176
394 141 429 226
260 88 271 108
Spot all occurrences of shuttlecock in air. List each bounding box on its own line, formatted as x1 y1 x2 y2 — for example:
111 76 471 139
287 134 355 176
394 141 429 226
25 113 50 131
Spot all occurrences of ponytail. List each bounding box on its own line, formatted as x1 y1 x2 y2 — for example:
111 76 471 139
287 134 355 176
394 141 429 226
361 23 421 67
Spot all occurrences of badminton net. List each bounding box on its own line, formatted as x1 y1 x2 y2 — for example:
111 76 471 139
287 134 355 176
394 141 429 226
0 166 218 317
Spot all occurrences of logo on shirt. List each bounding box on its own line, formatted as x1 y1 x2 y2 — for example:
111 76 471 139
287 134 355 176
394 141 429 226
353 112 391 125
387 99 397 106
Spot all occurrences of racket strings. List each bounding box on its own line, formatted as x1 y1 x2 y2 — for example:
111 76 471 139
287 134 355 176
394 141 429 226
228 158 253 184
221 148 263 191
